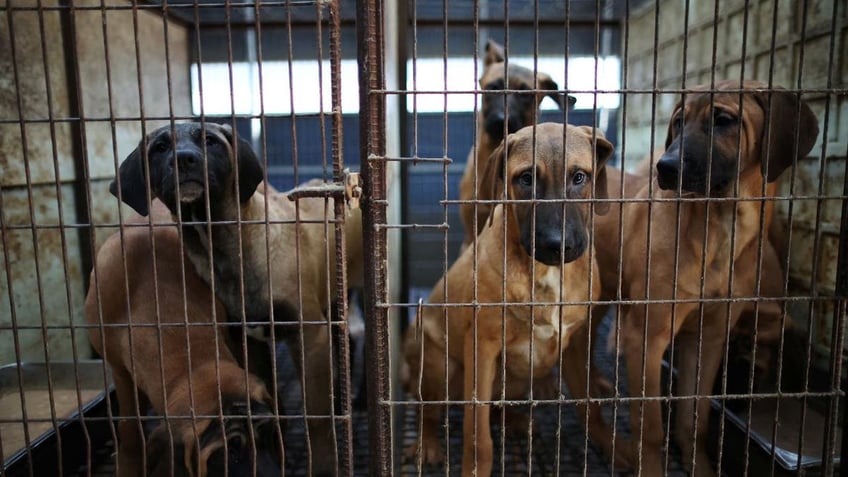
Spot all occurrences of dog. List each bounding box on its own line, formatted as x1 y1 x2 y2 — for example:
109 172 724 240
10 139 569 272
458 39 576 250
581 81 818 476
111 122 363 476
85 201 282 477
403 123 613 476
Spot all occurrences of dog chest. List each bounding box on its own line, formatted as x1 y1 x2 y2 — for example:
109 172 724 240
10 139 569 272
501 302 584 378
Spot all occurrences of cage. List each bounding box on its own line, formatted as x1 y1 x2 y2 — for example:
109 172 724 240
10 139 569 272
0 0 845 475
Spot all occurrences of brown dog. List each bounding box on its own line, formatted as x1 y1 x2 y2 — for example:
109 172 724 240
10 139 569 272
459 39 576 250
85 201 282 477
111 123 363 476
581 81 818 476
404 123 613 476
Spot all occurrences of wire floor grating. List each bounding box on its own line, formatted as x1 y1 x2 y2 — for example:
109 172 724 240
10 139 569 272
74 310 691 476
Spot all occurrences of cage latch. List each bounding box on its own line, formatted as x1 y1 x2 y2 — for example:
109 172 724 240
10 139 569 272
286 169 362 209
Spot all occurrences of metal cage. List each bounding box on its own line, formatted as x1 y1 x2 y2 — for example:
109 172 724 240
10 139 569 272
0 0 845 476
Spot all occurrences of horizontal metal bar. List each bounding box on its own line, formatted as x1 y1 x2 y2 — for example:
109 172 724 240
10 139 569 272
386 390 845 407
378 295 840 308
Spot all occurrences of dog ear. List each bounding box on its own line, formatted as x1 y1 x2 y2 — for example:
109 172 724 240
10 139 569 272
484 39 505 67
146 425 193 477
110 139 151 216
218 125 265 203
593 136 614 215
481 137 510 227
579 126 614 215
234 135 265 203
754 89 819 182
538 77 576 112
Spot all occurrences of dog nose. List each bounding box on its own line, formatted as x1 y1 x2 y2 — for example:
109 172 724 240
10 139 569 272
656 156 681 189
656 156 679 176
490 111 505 128
176 151 203 170
534 231 564 264
506 114 523 134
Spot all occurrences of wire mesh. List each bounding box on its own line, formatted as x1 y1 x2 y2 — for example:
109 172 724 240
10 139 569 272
0 0 845 476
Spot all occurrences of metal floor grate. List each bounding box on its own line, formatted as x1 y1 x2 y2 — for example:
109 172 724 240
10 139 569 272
394 310 689 476
75 312 691 476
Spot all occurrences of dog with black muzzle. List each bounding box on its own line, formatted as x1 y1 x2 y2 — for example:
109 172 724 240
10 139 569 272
581 80 819 476
86 201 282 477
458 39 577 250
403 123 612 476
111 122 363 476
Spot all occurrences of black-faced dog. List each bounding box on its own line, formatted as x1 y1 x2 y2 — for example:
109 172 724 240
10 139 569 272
111 122 364 476
459 39 576 249
85 201 282 477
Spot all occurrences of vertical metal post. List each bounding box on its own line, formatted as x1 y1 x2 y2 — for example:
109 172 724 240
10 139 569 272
830 143 848 476
58 0 93 293
326 1 354 474
357 0 393 475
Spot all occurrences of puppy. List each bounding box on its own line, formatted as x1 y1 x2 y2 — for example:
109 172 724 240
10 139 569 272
458 39 576 249
111 122 363 476
404 123 613 476
85 201 282 477
583 81 819 476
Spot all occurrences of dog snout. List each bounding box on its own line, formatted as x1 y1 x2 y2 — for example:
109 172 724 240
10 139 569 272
533 227 587 265
656 154 681 190
484 110 506 138
534 229 563 265
176 149 204 172
506 112 523 134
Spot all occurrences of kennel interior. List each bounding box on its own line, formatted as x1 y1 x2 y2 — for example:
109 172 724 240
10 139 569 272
0 0 846 475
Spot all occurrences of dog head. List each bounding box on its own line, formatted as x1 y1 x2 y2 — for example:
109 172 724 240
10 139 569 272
657 80 819 196
111 122 264 216
482 122 613 265
146 398 282 477
479 39 576 144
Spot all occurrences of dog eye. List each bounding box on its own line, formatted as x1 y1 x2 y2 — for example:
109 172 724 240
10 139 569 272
671 113 683 132
572 171 586 186
713 111 737 127
152 141 168 154
517 171 534 187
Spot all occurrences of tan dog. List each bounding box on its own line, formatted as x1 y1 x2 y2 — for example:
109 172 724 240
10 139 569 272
580 81 818 476
85 201 282 477
404 123 613 476
111 123 363 476
458 39 575 250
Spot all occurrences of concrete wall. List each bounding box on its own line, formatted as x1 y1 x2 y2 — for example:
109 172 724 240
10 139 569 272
622 0 847 367
0 0 190 364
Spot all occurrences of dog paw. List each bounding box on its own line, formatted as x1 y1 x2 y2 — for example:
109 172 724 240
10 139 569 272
680 449 717 477
532 373 564 401
403 438 444 467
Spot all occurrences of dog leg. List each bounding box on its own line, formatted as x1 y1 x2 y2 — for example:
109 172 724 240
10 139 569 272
622 307 672 477
286 303 337 477
405 403 446 466
462 333 499 477
674 325 728 477
113 366 146 477
404 336 456 466
564 318 630 470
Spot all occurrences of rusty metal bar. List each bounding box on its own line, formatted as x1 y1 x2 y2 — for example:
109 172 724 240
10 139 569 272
357 0 393 474
326 0 355 474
